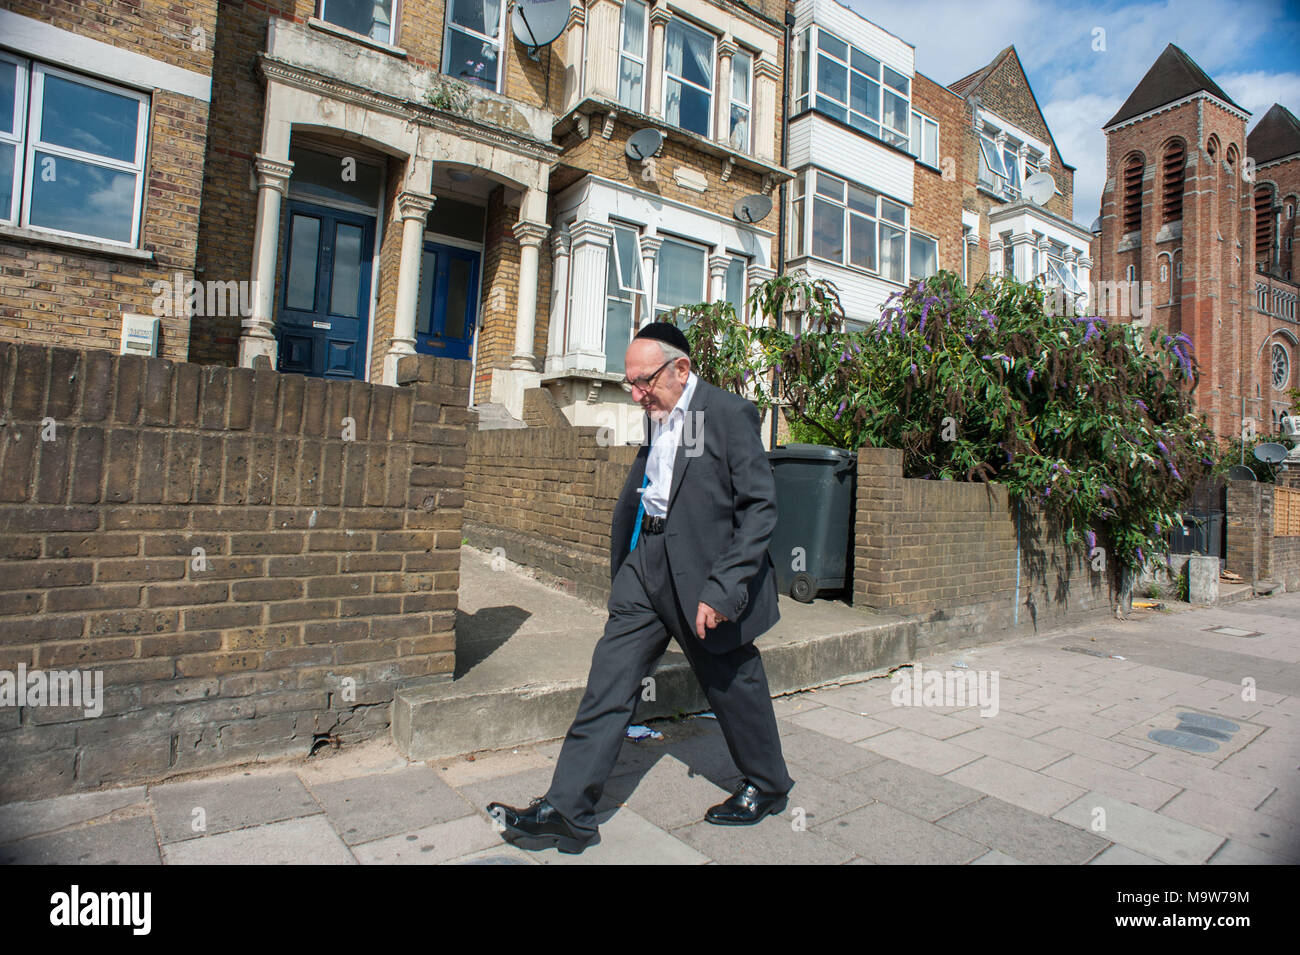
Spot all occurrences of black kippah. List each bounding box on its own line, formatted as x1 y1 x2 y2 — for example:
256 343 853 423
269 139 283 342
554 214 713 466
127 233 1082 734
633 321 691 358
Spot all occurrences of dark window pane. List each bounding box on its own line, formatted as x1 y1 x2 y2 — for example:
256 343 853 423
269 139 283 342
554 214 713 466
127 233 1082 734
329 222 363 317
850 72 870 115
322 0 394 40
0 143 13 221
812 198 843 261
445 30 499 88
29 151 135 242
40 74 139 162
286 215 321 311
449 0 501 37
666 79 710 136
817 55 847 103
426 197 486 241
883 65 909 95
445 256 471 338
849 213 876 271
817 31 847 60
851 48 879 78
417 249 437 336
289 145 382 208
816 95 847 123
0 60 16 135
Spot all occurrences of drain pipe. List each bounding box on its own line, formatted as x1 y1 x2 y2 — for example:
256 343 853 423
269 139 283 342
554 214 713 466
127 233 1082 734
771 9 795 450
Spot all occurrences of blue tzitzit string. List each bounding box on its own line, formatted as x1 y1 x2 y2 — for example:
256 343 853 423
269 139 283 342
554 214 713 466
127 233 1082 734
629 423 653 552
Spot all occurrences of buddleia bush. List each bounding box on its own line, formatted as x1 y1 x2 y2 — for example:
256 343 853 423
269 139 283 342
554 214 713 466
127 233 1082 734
668 269 1219 575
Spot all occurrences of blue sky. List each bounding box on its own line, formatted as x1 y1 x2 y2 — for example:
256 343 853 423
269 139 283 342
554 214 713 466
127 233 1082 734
845 0 1300 227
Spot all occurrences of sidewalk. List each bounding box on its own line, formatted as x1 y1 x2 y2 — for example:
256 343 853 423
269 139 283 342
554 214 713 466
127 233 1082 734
1 591 1297 864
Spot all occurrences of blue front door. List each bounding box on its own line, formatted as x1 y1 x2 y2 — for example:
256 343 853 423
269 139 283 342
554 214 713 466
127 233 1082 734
276 200 375 379
415 240 479 361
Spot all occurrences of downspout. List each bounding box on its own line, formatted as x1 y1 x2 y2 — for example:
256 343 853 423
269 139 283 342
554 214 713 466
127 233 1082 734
771 9 794 449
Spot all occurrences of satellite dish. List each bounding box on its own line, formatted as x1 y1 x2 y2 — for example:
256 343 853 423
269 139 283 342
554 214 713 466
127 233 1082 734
1227 464 1257 481
733 194 773 224
1024 171 1055 205
625 128 663 161
1254 442 1288 464
511 0 568 50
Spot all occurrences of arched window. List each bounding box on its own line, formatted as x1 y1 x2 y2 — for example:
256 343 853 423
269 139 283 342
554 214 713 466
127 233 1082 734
1272 342 1290 391
1126 264 1136 281
1162 139 1185 223
1122 154 1143 234
1206 135 1219 162
1160 262 1169 281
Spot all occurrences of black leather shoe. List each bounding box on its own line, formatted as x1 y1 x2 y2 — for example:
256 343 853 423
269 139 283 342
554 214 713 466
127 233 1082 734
705 778 789 826
485 797 598 854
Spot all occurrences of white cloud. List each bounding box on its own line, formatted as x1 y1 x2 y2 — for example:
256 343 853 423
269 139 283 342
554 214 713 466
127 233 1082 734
1218 71 1300 124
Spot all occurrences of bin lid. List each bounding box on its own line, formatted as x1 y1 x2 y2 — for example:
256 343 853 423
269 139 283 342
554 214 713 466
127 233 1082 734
768 443 854 462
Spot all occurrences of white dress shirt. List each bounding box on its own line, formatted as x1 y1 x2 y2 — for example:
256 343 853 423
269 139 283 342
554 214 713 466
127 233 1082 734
641 370 698 518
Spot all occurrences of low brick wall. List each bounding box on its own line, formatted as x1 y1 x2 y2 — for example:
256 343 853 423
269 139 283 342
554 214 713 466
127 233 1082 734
1227 473 1300 590
464 410 636 605
854 447 1113 655
0 343 468 800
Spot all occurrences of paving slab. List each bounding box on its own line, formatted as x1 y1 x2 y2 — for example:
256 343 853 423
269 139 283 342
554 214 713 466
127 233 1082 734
351 812 504 864
819 801 987 865
1130 751 1277 810
149 771 321 844
1157 789 1300 863
674 812 856 865
936 795 1110 865
1087 845 1164 864
1053 792 1224 865
311 765 474 846
857 727 983 775
946 725 1071 771
779 729 885 778
1042 754 1183 811
0 817 160 865
838 758 983 822
161 815 355 865
944 755 1087 816
598 755 730 831
1031 727 1151 769
498 806 710 865
779 767 876 828
788 706 892 742
0 786 147 845
970 850 1027 864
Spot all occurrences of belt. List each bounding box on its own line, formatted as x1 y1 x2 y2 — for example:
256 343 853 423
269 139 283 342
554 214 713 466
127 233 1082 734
640 513 666 534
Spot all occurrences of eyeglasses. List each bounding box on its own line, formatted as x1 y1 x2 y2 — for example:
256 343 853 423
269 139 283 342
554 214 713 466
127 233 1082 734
620 358 674 394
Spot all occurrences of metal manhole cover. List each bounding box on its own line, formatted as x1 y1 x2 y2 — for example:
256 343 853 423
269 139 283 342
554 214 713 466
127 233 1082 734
1148 711 1244 753
1148 729 1221 753
1203 626 1263 638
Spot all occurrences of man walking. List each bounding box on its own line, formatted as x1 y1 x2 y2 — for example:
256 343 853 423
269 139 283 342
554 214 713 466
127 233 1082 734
487 322 793 854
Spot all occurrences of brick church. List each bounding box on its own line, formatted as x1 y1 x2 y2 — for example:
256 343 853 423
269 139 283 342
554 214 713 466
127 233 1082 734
1092 44 1300 442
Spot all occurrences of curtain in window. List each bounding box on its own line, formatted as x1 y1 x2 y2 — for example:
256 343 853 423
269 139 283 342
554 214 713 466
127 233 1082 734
451 0 500 36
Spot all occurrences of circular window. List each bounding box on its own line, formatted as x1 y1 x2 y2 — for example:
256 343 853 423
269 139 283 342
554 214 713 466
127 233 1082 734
1272 343 1290 390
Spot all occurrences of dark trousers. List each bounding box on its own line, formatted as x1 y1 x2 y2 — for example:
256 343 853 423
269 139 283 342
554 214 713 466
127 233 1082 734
544 526 793 835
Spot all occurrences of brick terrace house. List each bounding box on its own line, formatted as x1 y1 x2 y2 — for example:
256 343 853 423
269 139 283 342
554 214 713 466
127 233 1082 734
1091 44 1300 440
1 0 790 448
0 1 219 360
783 0 1088 330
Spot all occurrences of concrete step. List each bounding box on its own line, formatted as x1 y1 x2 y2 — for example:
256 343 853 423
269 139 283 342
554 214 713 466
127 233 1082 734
391 548 915 760
1251 580 1283 597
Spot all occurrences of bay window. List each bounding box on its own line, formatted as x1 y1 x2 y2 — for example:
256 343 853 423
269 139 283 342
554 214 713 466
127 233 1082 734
729 50 752 152
800 27 909 149
655 236 707 323
618 0 648 112
443 0 504 91
909 110 939 168
725 256 747 320
799 169 909 283
878 197 905 282
319 0 394 43
6 58 149 246
664 19 715 138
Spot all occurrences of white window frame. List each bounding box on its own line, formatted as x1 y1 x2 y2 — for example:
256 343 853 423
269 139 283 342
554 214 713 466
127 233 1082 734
663 18 716 139
728 48 752 153
319 0 398 44
799 168 907 284
909 231 938 281
21 60 150 248
618 0 648 112
725 253 748 322
654 233 709 320
806 26 909 149
442 0 507 92
0 51 29 226
909 109 938 168
978 133 1009 191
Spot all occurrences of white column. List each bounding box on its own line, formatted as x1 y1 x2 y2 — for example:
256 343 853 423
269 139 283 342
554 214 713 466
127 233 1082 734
564 4 587 111
746 264 775 326
715 38 736 145
383 191 436 385
648 4 671 118
239 154 294 369
512 219 551 369
566 220 614 370
639 233 662 326
546 229 572 374
585 0 621 100
753 56 779 162
709 253 730 302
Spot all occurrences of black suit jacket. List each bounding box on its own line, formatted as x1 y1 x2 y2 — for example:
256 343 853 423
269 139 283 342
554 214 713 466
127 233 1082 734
609 377 780 654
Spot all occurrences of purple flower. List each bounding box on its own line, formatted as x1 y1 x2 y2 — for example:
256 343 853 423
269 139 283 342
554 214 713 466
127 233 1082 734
1135 399 1148 413
834 399 846 421
1168 462 1182 480
981 309 997 331
1026 368 1035 383
1156 440 1169 456
853 342 861 354
842 349 850 363
910 363 918 376
1044 487 1052 498
924 344 932 353
1085 530 1096 550
1136 547 1145 564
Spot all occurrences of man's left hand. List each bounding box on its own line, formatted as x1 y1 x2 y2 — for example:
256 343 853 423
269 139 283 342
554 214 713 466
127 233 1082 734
695 602 728 640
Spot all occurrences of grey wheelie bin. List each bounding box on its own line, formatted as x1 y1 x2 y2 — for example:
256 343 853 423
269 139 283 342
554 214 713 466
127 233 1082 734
766 443 856 602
